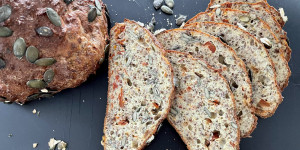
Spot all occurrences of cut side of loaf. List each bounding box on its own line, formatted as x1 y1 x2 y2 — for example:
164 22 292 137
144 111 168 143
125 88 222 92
156 29 257 137
186 8 291 91
206 2 291 61
103 19 174 150
184 22 282 118
207 1 285 27
166 50 240 150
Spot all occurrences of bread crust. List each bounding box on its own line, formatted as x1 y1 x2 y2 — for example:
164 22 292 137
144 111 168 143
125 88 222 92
0 0 109 103
165 50 240 150
103 19 174 150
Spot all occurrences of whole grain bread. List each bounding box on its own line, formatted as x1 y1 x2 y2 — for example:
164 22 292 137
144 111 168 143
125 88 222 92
184 22 282 118
0 0 109 104
102 19 174 150
206 2 291 61
166 50 240 150
186 8 291 91
156 29 257 137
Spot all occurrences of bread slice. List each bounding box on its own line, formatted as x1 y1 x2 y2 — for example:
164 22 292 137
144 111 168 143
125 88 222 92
156 29 257 137
186 8 291 91
207 1 285 27
184 22 282 118
102 19 174 150
166 50 240 150
206 2 291 61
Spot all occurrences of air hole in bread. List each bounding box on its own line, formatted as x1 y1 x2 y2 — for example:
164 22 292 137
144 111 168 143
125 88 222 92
197 139 201 144
225 123 229 128
146 121 152 126
237 111 243 120
127 79 132 86
212 130 220 140
141 101 146 106
225 94 229 99
188 125 193 131
195 72 204 78
195 47 199 52
231 79 239 89
189 52 194 55
219 110 224 116
205 118 212 123
154 114 161 120
205 139 210 147
248 69 253 82
218 55 227 65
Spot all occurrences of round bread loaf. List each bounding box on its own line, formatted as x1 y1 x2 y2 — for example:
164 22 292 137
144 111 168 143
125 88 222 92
0 0 109 104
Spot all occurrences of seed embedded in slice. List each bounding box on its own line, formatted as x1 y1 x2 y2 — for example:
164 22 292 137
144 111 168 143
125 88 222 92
36 26 53 37
0 58 5 69
0 5 12 23
26 46 39 63
34 58 56 66
0 26 13 37
46 8 62 27
239 15 250 23
44 69 55 83
13 38 27 58
64 0 73 5
88 7 97 22
27 80 47 89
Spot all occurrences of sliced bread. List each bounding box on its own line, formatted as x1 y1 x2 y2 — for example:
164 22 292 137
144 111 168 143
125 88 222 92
207 1 285 27
186 8 291 91
184 22 282 118
166 50 240 150
206 2 291 61
102 19 174 150
156 29 257 137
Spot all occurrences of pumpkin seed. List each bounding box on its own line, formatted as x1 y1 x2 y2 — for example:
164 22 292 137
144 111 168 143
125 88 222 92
88 7 97 22
153 0 163 9
46 8 62 27
0 26 13 37
27 94 40 101
26 46 39 63
64 0 73 5
0 5 12 23
165 0 174 8
175 14 187 26
0 58 5 69
239 15 250 23
13 38 27 58
36 26 53 37
161 5 173 15
27 80 47 89
35 58 56 66
260 38 272 49
44 69 55 83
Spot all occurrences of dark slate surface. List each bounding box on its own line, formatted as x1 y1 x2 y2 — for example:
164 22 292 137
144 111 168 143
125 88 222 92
0 0 299 149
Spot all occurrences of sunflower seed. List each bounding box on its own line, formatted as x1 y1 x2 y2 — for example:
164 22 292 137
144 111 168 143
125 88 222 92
209 4 221 9
0 26 13 37
175 14 187 26
34 58 57 66
260 38 272 49
36 27 53 37
237 23 247 31
215 8 221 16
27 80 47 89
239 15 250 23
165 0 174 8
13 38 27 58
44 69 55 83
204 88 210 99
46 8 61 27
153 0 163 9
26 46 39 63
64 0 73 5
95 0 102 16
161 5 173 15
0 5 12 23
0 58 5 69
88 7 97 22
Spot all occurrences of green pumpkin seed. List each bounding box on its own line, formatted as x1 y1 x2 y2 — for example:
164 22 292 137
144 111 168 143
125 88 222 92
0 26 13 37
27 94 40 101
34 58 56 66
0 58 5 69
44 69 55 83
64 0 73 5
46 8 62 27
13 38 27 58
0 5 12 23
88 7 97 22
239 15 250 23
27 80 47 89
26 46 39 63
36 26 53 37
161 5 173 15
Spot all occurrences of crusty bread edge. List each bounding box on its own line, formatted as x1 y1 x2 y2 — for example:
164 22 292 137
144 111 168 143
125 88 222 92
166 50 241 150
103 19 175 150
157 28 258 137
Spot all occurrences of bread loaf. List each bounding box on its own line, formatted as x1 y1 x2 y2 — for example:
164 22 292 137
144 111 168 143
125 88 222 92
156 29 257 137
103 19 174 150
166 50 240 150
184 22 282 118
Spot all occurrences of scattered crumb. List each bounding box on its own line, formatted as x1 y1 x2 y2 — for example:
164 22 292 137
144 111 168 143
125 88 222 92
279 8 288 22
8 134 13 138
32 109 37 114
48 138 62 150
33 143 38 148
37 111 40 116
154 28 166 35
82 100 85 103
57 141 67 150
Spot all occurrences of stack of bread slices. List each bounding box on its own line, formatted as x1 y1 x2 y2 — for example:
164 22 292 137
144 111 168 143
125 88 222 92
102 0 291 149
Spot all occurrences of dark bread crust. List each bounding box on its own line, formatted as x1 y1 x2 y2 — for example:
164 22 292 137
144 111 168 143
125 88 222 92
103 19 174 150
0 0 108 103
165 50 240 150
